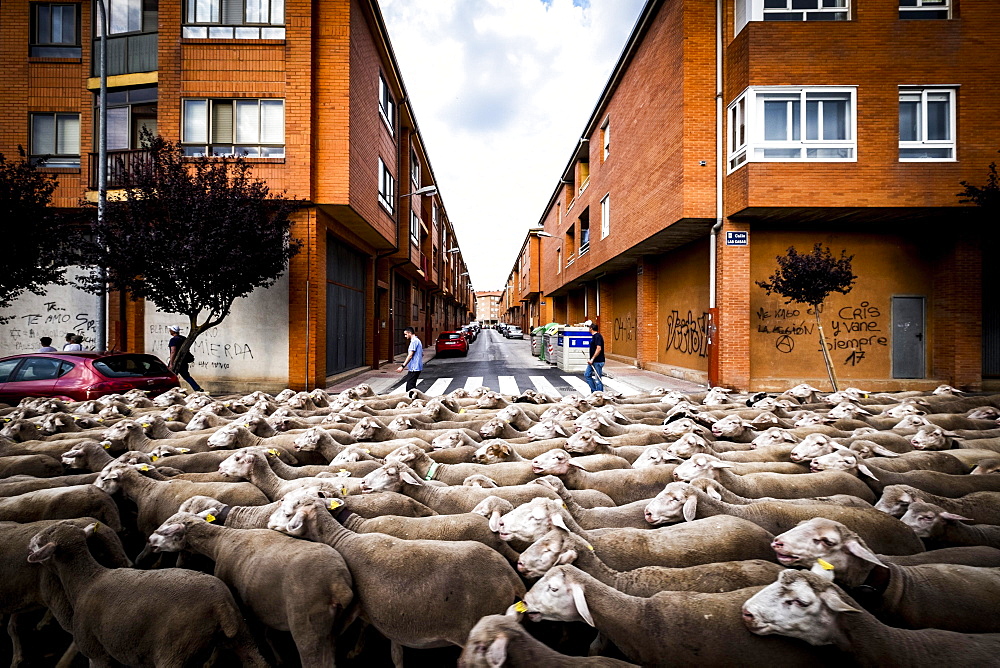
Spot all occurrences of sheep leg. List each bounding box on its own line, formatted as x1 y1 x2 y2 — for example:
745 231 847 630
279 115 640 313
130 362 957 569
345 619 370 660
588 631 609 656
390 640 405 668
33 609 54 632
54 641 78 668
7 613 25 668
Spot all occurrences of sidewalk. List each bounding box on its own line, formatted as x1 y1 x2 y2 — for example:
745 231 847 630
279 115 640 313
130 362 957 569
325 343 704 395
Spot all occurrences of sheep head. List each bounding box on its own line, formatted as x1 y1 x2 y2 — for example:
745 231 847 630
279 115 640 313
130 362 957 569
665 432 710 459
471 495 515 532
564 428 610 455
671 453 733 482
350 417 381 441
788 433 833 463
517 527 582 578
643 482 699 525
496 497 570 544
770 517 885 574
474 440 515 464
741 570 859 646
632 445 682 470
523 566 594 626
527 419 568 441
901 501 972 539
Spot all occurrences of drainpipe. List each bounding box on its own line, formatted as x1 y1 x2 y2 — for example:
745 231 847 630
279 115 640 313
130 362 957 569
708 0 724 388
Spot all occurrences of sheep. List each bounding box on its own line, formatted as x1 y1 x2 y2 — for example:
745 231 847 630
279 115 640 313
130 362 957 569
900 501 1000 550
268 494 525 665
294 425 426 461
635 444 808 475
528 476 655 530
1 518 131 667
94 461 268 536
742 569 1000 666
0 453 65 479
688 477 873 509
517 526 783 595
874 484 1000 524
0 472 101 497
522 565 838 668
0 485 122 530
908 424 959 450
971 457 1000 475
144 444 296 472
768 516 1000 632
217 448 357 501
530 448 677 505
148 511 354 668
386 443 542 486
349 416 463 446
852 449 970 475
27 521 267 666
671 453 877 503
496 496 777 571
101 418 215 453
857 461 1000 497
563 428 653 463
644 482 924 555
430 429 481 450
459 614 637 668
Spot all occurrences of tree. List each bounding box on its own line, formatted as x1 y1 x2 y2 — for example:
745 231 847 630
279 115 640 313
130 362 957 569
0 148 73 323
958 152 999 213
756 243 857 392
78 132 302 372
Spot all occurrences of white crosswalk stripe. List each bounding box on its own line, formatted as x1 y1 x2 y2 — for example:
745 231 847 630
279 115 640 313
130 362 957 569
601 377 641 396
389 379 424 395
529 375 562 398
464 377 484 392
425 377 453 397
561 375 593 395
498 376 520 396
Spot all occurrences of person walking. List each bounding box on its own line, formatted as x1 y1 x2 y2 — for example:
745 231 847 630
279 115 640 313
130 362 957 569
167 325 204 393
584 321 605 394
62 333 82 351
396 326 424 392
38 337 57 352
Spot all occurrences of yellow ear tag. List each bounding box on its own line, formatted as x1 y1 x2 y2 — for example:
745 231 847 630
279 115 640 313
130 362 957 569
459 409 466 414
817 558 835 571
141 423 151 428
514 601 528 613
363 449 370 454
97 418 104 422
328 499 343 510
205 514 216 523
151 455 159 462
341 487 348 495
179 448 190 453
339 468 349 474
139 464 150 471
267 449 279 456
101 442 111 450
73 416 81 420
92 521 100 532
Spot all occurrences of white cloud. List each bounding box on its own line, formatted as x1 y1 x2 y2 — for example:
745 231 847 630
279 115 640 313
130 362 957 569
379 0 646 291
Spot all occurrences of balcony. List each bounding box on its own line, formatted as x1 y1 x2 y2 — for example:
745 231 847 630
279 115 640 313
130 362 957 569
92 32 158 77
89 148 152 189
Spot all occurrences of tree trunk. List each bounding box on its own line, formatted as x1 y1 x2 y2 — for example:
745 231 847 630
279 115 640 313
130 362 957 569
815 309 838 392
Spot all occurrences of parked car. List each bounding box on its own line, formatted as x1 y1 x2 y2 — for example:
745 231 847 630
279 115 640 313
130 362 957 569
507 326 524 339
0 352 179 404
460 326 477 343
435 331 469 357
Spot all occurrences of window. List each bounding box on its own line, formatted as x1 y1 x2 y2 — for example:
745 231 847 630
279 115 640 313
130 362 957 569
31 4 81 57
183 0 286 39
410 149 420 191
378 157 395 213
578 210 590 256
600 194 610 239
410 211 420 244
11 357 63 382
95 0 157 36
899 0 949 19
601 118 610 161
727 87 856 169
899 88 955 161
182 98 284 157
30 113 80 167
763 0 848 21
379 74 395 134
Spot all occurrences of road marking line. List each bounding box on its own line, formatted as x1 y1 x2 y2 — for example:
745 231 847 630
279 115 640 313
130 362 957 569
425 377 453 396
464 377 484 392
561 375 593 395
529 376 562 398
389 379 424 395
498 376 519 396
601 377 641 396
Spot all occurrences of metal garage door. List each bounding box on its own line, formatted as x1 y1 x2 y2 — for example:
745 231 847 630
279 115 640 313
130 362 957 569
326 236 366 375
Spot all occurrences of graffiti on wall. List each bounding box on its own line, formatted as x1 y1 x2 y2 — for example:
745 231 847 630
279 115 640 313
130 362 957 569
613 312 635 343
147 324 254 371
3 301 97 352
664 310 709 357
755 301 886 366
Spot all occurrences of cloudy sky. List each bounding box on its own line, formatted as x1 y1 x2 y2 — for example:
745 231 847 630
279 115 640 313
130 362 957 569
378 0 647 292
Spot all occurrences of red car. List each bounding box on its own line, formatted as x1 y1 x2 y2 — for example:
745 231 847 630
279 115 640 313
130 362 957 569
0 352 179 404
435 331 469 357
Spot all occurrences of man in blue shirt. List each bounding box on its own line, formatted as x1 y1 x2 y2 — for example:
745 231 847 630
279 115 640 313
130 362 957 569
584 322 605 393
396 326 424 391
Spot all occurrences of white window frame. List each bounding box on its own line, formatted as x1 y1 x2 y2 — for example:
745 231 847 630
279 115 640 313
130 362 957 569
898 87 956 162
762 0 849 21
600 193 610 240
181 98 285 157
378 157 395 214
378 73 395 136
727 86 857 171
410 149 420 191
601 117 610 161
899 0 950 20
410 211 420 244
29 112 81 167
182 0 286 39
736 0 849 32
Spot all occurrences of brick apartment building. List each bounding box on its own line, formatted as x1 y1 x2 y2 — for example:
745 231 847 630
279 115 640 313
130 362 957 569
503 0 998 391
0 0 475 391
475 291 502 326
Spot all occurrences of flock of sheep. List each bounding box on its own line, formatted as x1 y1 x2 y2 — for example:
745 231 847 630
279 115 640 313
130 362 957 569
2 380 1000 667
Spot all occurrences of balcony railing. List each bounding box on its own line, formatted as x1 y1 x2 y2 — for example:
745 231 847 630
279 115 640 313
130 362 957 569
92 32 158 76
89 148 153 189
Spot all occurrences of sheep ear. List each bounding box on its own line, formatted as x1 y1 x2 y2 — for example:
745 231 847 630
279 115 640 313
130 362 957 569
83 522 99 537
818 588 862 614
832 443 851 452
844 538 886 567
940 511 974 523
550 512 570 532
856 462 879 480
711 460 734 469
486 635 509 668
400 470 422 485
682 495 699 522
556 549 578 565
570 582 595 627
27 542 57 563
488 510 501 533
873 445 899 457
594 433 611 445
704 485 723 502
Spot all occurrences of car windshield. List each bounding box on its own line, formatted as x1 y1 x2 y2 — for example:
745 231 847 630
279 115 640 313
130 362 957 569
93 355 171 378
440 333 462 340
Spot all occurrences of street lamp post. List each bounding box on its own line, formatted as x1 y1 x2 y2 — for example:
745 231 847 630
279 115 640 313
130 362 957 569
95 0 108 352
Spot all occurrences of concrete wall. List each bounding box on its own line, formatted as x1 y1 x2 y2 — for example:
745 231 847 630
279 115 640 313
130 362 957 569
144 273 290 393
0 269 101 356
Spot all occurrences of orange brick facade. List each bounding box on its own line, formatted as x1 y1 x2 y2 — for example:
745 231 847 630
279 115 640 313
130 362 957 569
0 0 475 391
503 0 997 391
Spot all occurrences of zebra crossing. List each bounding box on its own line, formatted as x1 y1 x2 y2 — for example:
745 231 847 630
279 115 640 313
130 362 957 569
383 373 641 397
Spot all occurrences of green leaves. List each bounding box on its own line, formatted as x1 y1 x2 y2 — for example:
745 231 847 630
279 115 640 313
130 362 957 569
756 244 857 308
